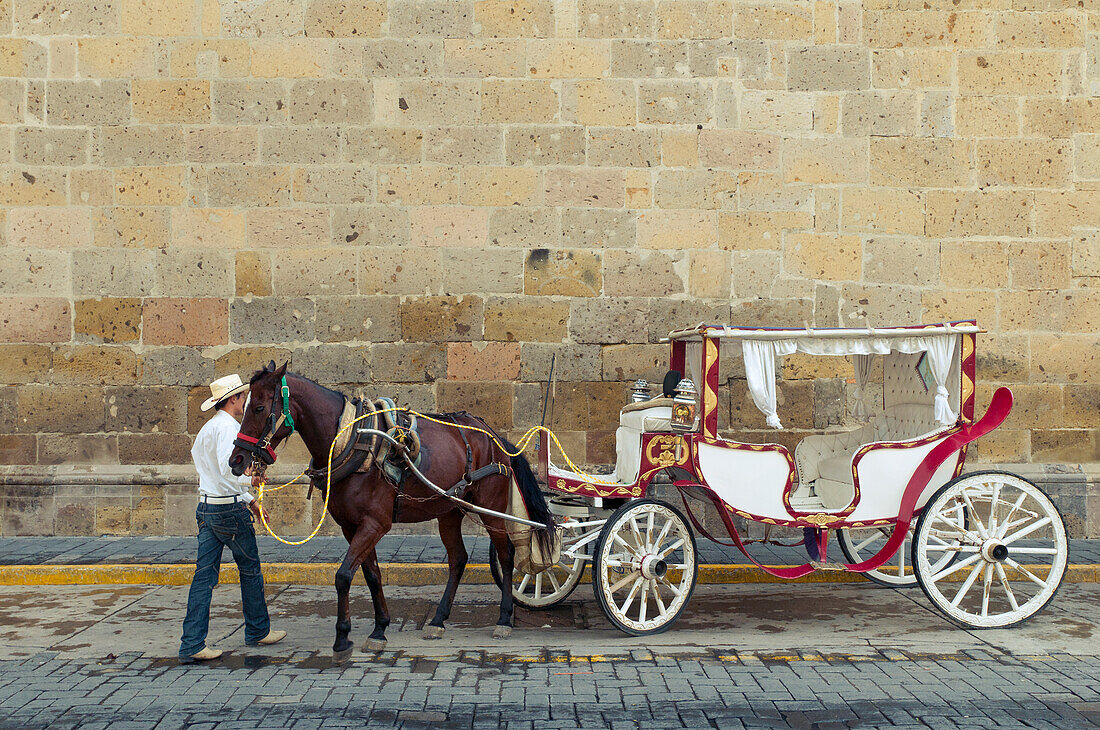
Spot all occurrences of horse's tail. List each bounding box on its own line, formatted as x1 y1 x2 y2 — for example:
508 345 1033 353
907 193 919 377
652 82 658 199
496 434 557 556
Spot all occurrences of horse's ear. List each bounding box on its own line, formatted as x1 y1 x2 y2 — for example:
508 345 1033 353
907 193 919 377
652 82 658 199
275 360 289 377
266 360 276 373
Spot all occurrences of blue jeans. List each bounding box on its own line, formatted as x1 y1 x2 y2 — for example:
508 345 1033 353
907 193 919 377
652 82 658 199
179 502 270 659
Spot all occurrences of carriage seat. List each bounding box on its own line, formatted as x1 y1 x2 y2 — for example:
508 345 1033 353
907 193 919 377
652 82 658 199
614 399 675 484
795 405 948 510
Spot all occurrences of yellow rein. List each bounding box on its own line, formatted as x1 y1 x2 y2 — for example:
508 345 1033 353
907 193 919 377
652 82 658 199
256 407 619 546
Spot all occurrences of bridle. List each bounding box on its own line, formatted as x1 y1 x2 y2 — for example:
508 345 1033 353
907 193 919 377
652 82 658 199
233 375 296 470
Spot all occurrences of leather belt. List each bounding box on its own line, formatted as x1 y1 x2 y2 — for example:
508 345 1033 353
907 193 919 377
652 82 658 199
200 494 245 504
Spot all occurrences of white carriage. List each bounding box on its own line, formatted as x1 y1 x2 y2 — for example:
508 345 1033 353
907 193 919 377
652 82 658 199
492 321 1070 635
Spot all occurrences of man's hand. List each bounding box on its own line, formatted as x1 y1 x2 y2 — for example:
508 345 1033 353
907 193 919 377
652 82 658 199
248 501 270 523
251 473 264 490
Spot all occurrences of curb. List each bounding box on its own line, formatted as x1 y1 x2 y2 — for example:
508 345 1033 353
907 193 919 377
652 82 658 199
0 563 1096 586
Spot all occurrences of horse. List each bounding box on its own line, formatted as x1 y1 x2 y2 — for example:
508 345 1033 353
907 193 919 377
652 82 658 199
227 361 555 664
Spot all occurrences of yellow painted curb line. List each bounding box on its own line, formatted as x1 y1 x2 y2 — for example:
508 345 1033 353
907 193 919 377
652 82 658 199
0 563 1095 586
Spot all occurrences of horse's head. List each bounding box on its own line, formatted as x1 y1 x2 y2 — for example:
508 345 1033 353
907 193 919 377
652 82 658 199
229 360 292 478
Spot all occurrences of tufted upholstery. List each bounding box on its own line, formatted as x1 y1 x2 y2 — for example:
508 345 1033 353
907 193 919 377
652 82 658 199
615 403 675 484
795 404 950 509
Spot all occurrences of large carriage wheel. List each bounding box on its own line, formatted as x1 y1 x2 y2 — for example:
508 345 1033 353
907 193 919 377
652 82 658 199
912 471 1068 629
591 499 698 636
839 508 967 588
489 519 591 610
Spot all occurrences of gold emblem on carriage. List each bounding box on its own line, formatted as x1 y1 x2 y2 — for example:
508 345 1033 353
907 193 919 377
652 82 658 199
801 513 845 527
646 434 688 469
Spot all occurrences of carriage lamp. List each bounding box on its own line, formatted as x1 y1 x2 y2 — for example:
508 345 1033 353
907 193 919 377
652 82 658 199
670 378 698 431
630 379 651 403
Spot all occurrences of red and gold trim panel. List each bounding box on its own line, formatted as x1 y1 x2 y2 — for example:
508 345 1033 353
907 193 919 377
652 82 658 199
702 338 720 439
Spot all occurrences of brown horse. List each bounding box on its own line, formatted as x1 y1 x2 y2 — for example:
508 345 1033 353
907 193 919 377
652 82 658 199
227 361 554 663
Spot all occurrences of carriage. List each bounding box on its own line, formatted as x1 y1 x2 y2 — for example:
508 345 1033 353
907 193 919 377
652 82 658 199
493 321 1069 635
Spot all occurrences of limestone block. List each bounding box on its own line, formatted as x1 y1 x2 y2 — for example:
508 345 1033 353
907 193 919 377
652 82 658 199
484 296 569 343
74 298 141 344
481 80 557 124
738 172 812 213
740 91 814 132
940 241 1009 289
699 129 778 170
369 343 447 382
0 79 23 125
784 233 861 281
361 39 443 78
653 169 737 210
782 137 867 184
345 128 423 164
446 342 521 381
688 250 731 298
39 435 117 465
252 40 328 78
401 295 484 341
524 249 602 296
870 137 971 187
839 283 922 326
293 166 374 204
1035 191 1100 237
358 246 438 295
958 51 1061 95
440 249 523 295
787 46 868 91
975 333 1028 382
141 346 213 386
424 127 503 166
840 188 923 235
214 347 293 380
152 248 232 298
443 39 526 77
1021 98 1074 138
0 344 51 383
15 1 119 35
377 165 460 205
97 126 186 166
518 343 601 382
529 39 609 78
409 206 488 248
119 433 192 465
271 248 356 297
132 81 210 124
212 80 289 125
72 249 154 297
504 126 584 167
314 296 400 343
956 96 1020 138
542 169 624 208
0 298 70 343
70 170 115 206
977 138 1071 188
1007 240 1071 290
7 206 92 248
569 298 650 344
374 79 480 125
863 10 990 49
174 208 246 248
689 38 769 79
609 39 689 78
925 190 1031 238
729 250 780 299
293 344 371 385
637 210 717 248
646 300 728 343
261 127 341 165
334 206 410 247
993 11 1082 48
287 80 372 125
1064 385 1100 428
461 167 537 206
105 386 187 432
871 49 954 89
601 343 670 382
841 90 920 136
389 0 471 36
661 129 698 167
15 127 87 166
305 0 385 37
15 385 105 433
1074 134 1100 181
736 3 811 40
578 0 656 38
0 435 36 465
246 207 328 246
655 0 732 39
437 381 513 430
0 249 70 296
230 298 315 344
638 80 712 124
473 0 553 37
121 0 196 35
46 80 130 126
863 236 939 286
169 39 251 78
603 249 684 297
586 128 659 168
1073 231 1100 277
1030 334 1099 384
1031 429 1097 463
114 166 187 206
235 251 271 297
561 209 635 248
145 298 228 346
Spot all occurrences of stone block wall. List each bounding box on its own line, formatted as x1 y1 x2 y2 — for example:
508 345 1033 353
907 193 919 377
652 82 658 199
0 0 1097 536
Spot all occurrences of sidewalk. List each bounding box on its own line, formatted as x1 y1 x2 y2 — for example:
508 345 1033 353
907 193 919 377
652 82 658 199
0 536 1097 586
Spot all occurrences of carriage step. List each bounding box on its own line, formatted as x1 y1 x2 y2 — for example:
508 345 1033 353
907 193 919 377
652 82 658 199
810 561 849 571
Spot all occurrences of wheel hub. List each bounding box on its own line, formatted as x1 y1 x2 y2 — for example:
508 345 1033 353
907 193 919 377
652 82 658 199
981 539 1009 563
639 554 667 580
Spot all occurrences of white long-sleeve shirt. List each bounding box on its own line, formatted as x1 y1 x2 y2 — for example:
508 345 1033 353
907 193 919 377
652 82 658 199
191 409 254 503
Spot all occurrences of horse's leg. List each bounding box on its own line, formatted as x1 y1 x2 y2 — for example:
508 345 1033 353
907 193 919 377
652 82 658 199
485 519 515 639
360 548 390 652
333 521 386 664
423 511 468 639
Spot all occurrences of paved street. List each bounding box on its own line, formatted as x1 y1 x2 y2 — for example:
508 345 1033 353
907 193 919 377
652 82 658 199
0 582 1097 729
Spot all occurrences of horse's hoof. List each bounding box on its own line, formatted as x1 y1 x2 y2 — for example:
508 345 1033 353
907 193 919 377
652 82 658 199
493 625 513 640
422 625 445 640
362 638 387 652
332 647 353 666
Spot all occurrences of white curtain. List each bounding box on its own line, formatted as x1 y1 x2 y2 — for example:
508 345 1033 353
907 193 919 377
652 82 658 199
925 336 958 425
851 354 874 420
743 340 784 429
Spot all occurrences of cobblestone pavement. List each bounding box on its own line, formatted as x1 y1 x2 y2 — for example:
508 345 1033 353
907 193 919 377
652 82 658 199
2 535 1099 567
1 583 1098 729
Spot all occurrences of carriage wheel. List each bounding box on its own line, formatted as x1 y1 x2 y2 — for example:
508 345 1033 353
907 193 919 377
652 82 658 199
488 520 590 610
912 471 1068 629
839 507 967 588
591 499 697 636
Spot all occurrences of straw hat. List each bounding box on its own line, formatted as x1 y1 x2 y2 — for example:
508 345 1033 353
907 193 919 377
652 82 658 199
200 374 250 412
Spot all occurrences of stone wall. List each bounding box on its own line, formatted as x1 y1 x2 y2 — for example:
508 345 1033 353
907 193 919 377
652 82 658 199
0 0 1097 536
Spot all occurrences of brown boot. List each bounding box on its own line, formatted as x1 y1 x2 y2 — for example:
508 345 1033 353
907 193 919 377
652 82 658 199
180 646 223 664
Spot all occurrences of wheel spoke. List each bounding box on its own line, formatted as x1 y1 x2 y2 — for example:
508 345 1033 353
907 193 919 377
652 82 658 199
1004 558 1051 589
629 516 645 549
1008 547 1060 555
998 560 1020 611
618 576 643 615
961 491 989 539
997 492 1029 538
855 533 880 552
931 552 982 582
534 572 543 600
1003 516 1052 545
608 569 639 594
659 575 682 598
897 542 907 575
651 518 673 554
988 482 1002 536
980 563 994 617
658 537 685 559
516 574 530 593
613 532 640 556
546 570 561 591
951 562 985 608
646 511 655 552
924 544 979 553
654 582 668 615
638 580 649 623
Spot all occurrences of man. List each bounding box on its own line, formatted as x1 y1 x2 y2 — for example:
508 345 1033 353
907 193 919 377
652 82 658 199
179 374 287 663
